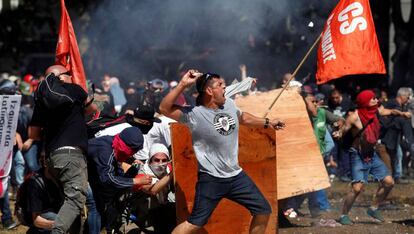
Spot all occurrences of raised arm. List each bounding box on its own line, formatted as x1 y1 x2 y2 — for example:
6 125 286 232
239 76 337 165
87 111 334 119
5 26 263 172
159 69 202 121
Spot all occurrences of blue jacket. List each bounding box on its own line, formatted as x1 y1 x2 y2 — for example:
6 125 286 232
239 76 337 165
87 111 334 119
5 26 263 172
87 136 134 206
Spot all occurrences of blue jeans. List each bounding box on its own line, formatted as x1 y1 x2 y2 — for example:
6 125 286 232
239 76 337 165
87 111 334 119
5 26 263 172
12 150 25 187
286 189 330 214
339 147 351 177
392 144 403 179
324 131 335 159
23 141 41 173
85 184 101 234
0 184 13 223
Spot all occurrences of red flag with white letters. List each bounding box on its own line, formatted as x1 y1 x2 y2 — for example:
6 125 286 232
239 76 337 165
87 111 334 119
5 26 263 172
316 0 386 84
55 0 87 91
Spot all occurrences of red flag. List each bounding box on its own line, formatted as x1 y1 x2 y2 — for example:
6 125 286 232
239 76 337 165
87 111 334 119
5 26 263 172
316 0 386 84
55 0 87 91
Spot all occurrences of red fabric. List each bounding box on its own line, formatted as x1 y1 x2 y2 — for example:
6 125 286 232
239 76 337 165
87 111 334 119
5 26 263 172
56 0 87 91
112 134 135 162
316 0 385 84
132 174 145 192
356 90 380 144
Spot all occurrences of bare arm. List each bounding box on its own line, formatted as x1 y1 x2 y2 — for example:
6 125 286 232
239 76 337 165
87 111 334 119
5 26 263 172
239 112 285 130
141 174 172 196
333 111 357 138
378 105 411 118
304 96 317 117
15 132 23 151
28 126 42 141
159 69 202 121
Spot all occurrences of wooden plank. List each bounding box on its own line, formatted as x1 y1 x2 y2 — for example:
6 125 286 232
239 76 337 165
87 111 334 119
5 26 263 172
171 124 277 234
235 89 330 199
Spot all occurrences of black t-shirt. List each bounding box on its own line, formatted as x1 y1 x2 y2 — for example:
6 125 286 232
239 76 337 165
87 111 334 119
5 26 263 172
30 83 88 154
17 105 33 142
26 174 63 220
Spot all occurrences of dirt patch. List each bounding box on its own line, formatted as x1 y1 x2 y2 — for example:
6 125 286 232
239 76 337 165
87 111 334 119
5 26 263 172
3 180 414 233
280 180 414 234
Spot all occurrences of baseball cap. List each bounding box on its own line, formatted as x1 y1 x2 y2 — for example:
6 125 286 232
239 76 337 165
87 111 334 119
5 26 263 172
133 104 161 123
119 127 144 151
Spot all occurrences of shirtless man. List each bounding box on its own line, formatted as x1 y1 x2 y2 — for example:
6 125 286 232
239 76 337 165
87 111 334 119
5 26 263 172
333 90 410 225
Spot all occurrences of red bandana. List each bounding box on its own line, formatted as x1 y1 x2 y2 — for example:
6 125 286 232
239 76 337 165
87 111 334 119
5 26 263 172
356 90 380 144
112 134 135 162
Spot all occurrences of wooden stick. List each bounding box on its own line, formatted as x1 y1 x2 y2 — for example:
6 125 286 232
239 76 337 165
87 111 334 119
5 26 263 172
263 33 323 118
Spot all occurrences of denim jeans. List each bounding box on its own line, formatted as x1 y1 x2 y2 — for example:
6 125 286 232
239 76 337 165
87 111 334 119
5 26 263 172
48 148 88 234
349 148 390 183
23 141 41 173
339 147 351 177
324 130 335 158
85 184 101 234
392 144 403 179
286 189 330 214
12 150 25 187
0 184 12 223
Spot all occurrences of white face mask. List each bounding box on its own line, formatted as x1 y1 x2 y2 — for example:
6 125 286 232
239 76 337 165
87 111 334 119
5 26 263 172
149 163 168 178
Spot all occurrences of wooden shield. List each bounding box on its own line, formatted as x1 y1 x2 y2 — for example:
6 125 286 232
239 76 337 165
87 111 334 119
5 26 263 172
171 124 277 233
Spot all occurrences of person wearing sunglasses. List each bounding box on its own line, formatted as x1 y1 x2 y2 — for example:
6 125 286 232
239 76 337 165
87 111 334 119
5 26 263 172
160 69 285 234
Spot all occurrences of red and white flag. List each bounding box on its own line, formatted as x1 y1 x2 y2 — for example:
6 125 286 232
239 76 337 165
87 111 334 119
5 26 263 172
316 0 386 84
55 0 87 91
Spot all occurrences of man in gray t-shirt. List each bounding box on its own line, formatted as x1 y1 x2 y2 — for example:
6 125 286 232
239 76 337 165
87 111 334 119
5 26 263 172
179 97 242 178
160 69 285 234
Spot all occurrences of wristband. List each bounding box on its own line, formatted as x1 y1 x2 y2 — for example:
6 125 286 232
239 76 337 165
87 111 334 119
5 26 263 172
264 118 270 129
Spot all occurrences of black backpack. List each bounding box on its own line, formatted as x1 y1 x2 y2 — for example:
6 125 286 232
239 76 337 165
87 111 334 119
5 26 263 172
15 173 46 227
34 73 74 109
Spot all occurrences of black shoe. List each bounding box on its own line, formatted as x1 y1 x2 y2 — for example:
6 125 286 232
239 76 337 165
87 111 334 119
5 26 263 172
395 178 409 184
3 219 18 230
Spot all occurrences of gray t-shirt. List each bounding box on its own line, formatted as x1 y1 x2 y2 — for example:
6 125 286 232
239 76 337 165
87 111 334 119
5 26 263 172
179 98 243 178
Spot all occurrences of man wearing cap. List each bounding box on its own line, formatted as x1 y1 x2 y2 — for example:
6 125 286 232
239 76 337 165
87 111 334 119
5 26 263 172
160 69 285 234
87 127 153 231
29 65 97 234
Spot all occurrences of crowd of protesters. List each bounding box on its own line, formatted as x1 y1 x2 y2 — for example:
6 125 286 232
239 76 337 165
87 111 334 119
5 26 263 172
1 63 414 232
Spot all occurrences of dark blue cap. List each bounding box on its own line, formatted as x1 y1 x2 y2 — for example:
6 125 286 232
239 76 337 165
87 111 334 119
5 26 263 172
119 127 144 151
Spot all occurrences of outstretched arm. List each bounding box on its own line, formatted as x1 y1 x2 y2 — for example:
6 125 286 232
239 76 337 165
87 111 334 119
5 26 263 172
378 105 411 118
239 112 285 130
159 69 202 121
